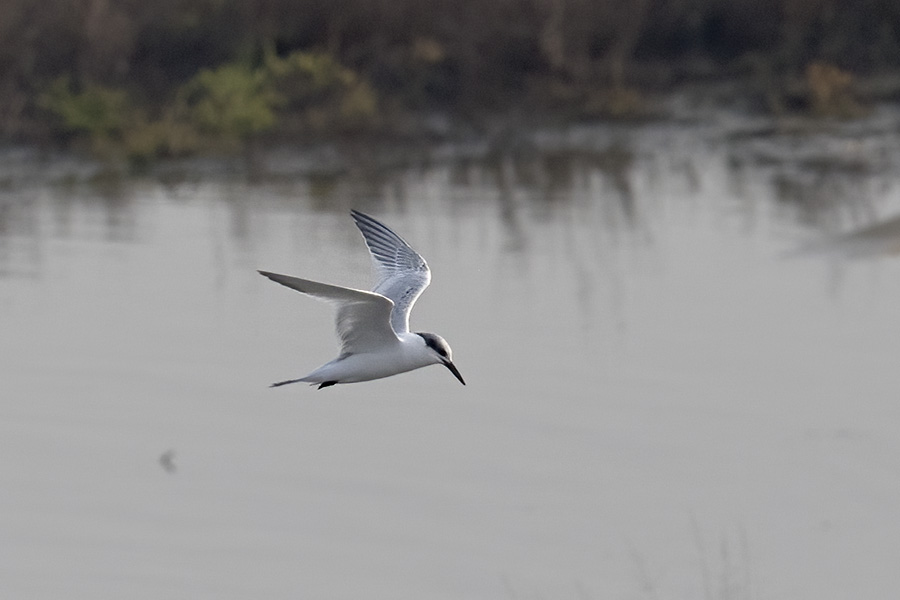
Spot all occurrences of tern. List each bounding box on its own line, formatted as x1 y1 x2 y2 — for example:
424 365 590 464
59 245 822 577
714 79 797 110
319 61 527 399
259 210 465 389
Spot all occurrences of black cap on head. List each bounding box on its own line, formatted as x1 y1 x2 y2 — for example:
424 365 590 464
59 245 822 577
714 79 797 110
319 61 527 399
416 332 465 385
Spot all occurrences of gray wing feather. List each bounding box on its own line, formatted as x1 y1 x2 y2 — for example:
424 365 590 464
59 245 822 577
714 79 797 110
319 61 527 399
350 210 431 334
258 270 398 354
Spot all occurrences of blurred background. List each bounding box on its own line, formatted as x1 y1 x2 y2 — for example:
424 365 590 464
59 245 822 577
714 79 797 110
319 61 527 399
2 0 900 157
4 2 900 599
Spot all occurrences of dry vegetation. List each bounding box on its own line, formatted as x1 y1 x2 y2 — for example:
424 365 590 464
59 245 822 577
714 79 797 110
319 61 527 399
2 0 899 160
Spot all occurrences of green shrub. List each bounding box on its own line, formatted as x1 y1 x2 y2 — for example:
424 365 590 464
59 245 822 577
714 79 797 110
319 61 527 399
266 51 353 101
122 110 203 165
39 77 131 139
180 63 281 144
265 50 378 131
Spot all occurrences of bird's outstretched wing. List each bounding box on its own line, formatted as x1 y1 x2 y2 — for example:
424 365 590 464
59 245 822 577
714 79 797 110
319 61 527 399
258 270 399 354
350 210 431 334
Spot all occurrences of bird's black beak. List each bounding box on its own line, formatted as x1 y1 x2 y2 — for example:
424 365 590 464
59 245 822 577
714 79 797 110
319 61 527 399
443 360 466 385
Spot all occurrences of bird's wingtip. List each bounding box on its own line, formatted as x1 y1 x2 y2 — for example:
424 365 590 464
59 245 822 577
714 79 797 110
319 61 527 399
258 270 281 281
350 209 379 223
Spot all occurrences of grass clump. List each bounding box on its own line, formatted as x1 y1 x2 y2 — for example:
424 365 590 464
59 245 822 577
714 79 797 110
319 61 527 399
266 50 378 132
39 77 132 154
180 63 281 148
805 61 865 118
35 50 380 163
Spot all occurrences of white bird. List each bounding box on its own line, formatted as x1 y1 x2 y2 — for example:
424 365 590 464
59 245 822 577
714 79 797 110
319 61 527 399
259 210 465 389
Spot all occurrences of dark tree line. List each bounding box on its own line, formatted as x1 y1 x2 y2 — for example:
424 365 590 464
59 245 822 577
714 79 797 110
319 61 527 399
2 0 898 150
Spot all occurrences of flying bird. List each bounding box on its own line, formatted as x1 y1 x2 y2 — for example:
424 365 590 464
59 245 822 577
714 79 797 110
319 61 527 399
259 210 465 389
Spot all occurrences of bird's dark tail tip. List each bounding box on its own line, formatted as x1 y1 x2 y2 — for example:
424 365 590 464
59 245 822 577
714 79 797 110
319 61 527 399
270 378 306 388
318 381 338 389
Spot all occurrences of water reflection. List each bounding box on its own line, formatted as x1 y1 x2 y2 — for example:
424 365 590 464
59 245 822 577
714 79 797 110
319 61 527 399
0 177 140 268
789 212 900 259
2 118 900 281
0 189 41 278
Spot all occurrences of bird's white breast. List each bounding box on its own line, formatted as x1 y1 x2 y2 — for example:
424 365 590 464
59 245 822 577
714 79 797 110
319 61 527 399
309 334 435 383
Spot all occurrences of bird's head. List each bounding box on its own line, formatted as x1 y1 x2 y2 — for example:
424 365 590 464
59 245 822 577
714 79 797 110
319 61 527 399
416 332 465 385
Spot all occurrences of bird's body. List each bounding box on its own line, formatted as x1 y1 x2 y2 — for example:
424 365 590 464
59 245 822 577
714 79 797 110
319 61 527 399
274 332 442 387
259 210 464 389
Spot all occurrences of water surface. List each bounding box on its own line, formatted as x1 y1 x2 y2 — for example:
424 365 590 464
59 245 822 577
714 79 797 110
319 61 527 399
4 115 900 599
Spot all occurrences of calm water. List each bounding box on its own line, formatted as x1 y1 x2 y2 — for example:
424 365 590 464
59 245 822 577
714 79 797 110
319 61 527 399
4 114 900 599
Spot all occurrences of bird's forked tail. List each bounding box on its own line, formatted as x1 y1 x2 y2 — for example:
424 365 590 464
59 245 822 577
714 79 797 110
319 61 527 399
270 378 337 389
